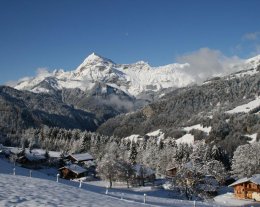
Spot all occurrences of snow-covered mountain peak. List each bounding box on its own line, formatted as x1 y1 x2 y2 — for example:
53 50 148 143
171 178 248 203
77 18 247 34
13 53 260 97
245 54 260 67
83 52 113 64
75 53 114 75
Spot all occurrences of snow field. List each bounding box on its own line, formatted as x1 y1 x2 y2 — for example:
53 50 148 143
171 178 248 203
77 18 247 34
226 96 260 114
0 158 220 207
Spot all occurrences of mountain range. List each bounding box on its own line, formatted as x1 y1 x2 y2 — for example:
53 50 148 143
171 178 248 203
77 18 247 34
0 53 260 147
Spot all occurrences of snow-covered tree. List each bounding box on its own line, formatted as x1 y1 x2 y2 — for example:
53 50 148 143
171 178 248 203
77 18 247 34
116 160 135 188
129 142 137 164
231 142 260 178
96 154 118 188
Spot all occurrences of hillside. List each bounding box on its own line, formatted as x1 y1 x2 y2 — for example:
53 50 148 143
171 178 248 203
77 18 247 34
0 86 98 136
0 173 149 207
97 57 260 154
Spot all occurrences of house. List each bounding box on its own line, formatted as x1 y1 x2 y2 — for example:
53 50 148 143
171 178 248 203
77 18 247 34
3 147 25 162
18 153 46 165
9 148 25 157
132 164 156 186
166 166 177 178
229 174 260 201
59 164 87 179
65 153 93 164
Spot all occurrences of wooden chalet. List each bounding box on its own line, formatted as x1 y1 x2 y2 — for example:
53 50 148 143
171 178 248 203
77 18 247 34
229 174 260 201
66 153 93 164
18 153 46 165
166 166 177 178
59 164 87 179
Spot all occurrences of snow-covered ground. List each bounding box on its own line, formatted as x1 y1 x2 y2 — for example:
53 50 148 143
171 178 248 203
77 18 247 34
176 133 194 145
226 96 260 114
214 193 260 207
124 134 143 142
0 158 221 207
183 124 212 135
0 174 145 207
146 129 165 144
245 133 258 143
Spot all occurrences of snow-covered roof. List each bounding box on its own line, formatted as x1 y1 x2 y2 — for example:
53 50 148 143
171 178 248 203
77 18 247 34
9 148 24 155
68 153 93 162
25 153 46 161
59 164 87 175
250 174 260 185
229 174 260 187
166 166 177 171
229 177 250 187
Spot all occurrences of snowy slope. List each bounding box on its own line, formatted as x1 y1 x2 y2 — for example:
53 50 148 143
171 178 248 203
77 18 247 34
183 124 211 134
226 96 260 114
0 158 221 207
0 158 148 207
0 174 148 207
14 53 260 97
176 134 194 145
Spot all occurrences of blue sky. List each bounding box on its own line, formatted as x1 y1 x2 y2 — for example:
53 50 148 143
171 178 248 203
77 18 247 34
0 0 260 84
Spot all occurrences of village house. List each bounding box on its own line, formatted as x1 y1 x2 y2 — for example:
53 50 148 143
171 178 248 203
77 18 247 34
229 174 260 201
59 164 87 179
65 152 93 165
166 166 177 178
61 152 96 178
18 153 46 165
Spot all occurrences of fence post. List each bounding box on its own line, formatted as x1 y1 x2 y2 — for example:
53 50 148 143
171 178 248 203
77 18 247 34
193 200 196 207
56 173 60 182
29 170 32 177
121 193 124 200
105 186 108 194
79 180 82 188
144 193 147 204
13 168 16 175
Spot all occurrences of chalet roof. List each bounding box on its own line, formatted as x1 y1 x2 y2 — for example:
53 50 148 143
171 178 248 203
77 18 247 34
59 164 87 175
9 148 24 155
228 175 260 187
68 153 93 162
250 174 260 185
166 166 177 171
24 153 46 161
229 177 250 187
